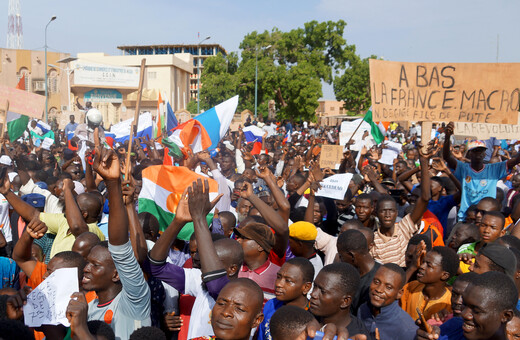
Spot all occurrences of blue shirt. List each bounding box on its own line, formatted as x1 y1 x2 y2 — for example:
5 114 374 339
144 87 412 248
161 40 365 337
358 300 418 340
64 122 78 137
427 195 456 237
454 160 508 220
438 317 465 340
0 257 19 289
257 298 284 340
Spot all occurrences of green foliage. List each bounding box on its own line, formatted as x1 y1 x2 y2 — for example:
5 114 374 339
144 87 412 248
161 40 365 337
198 20 370 121
333 55 378 114
186 100 197 114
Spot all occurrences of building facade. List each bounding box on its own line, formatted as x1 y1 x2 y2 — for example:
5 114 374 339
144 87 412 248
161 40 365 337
0 48 71 122
117 44 227 101
71 52 193 126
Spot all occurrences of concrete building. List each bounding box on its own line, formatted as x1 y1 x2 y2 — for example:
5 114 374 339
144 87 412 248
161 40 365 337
315 100 348 126
117 44 227 101
0 48 71 122
71 52 193 126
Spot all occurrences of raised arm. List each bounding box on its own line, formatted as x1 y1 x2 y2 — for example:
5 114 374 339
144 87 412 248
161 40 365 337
188 178 224 274
84 161 98 193
122 175 148 265
92 130 128 246
442 122 458 170
240 181 289 259
62 178 89 237
0 176 39 222
256 166 291 222
12 218 47 278
410 146 432 225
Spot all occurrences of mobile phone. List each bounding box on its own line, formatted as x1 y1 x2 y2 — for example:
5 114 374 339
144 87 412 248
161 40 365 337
416 307 432 333
306 331 340 340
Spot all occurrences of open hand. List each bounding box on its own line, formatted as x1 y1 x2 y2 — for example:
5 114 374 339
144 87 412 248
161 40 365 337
187 178 222 220
174 187 192 224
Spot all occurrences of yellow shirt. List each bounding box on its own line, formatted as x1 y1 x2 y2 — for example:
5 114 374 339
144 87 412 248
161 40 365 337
400 280 452 321
41 213 105 259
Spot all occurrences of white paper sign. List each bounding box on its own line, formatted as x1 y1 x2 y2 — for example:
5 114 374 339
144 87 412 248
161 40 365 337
24 267 78 327
379 149 398 166
41 137 54 151
384 141 402 153
315 173 353 200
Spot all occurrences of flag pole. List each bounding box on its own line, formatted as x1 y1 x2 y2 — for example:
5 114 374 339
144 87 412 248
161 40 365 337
345 118 364 147
125 58 146 180
2 100 9 139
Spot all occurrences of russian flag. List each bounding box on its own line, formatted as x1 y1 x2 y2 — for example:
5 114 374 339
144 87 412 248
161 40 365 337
109 111 153 144
169 96 238 154
242 125 264 154
36 120 51 134
165 98 178 135
283 131 291 144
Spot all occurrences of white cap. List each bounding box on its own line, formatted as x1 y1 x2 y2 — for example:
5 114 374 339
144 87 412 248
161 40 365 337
0 155 12 166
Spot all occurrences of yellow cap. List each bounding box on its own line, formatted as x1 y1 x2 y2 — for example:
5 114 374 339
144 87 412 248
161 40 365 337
289 221 318 241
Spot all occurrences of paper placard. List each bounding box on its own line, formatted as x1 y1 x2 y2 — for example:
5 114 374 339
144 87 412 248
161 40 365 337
454 121 520 140
24 267 78 327
41 137 54 151
0 85 45 119
379 149 398 166
316 173 353 200
369 60 520 124
384 141 403 153
319 145 344 169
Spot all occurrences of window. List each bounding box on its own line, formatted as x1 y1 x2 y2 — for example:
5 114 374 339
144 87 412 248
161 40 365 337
330 106 335 111
148 71 157 79
48 69 58 93
17 67 29 91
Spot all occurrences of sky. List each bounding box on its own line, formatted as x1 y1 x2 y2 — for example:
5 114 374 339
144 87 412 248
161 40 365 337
2 0 519 99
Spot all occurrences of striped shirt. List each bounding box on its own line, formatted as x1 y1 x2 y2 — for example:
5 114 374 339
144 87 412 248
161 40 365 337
238 260 280 303
370 214 418 267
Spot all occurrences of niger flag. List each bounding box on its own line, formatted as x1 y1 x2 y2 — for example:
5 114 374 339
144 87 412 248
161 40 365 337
137 165 218 240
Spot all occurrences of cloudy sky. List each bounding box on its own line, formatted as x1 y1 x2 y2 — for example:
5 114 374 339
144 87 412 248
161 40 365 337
2 0 518 98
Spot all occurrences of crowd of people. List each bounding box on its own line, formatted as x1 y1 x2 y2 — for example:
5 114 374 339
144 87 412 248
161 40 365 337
1 112 520 340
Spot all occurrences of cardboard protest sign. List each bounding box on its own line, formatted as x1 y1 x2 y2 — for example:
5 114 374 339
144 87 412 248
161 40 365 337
369 60 520 124
319 145 344 169
24 267 78 327
0 85 45 119
454 122 520 140
316 173 353 200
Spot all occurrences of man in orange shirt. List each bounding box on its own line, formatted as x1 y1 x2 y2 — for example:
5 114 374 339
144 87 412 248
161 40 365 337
400 246 459 321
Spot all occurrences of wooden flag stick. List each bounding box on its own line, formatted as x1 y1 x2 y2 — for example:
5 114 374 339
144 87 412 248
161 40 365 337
345 118 364 147
2 100 9 139
125 59 146 180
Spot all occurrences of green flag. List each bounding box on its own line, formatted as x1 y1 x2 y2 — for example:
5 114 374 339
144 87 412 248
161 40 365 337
363 108 384 144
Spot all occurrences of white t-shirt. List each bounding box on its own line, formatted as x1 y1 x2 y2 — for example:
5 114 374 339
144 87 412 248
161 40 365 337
0 194 11 242
185 268 216 339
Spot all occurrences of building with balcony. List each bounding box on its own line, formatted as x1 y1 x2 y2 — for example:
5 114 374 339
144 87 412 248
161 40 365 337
117 44 227 101
0 48 71 123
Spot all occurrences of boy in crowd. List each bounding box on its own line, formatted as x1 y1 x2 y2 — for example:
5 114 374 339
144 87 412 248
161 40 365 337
309 263 371 339
447 223 479 252
336 229 380 314
288 221 323 275
358 264 418 340
208 278 265 340
257 257 314 340
417 271 517 340
469 243 517 278
400 246 459 320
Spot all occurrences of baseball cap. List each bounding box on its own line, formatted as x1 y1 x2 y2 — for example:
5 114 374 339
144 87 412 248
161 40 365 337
467 140 487 151
234 222 275 253
289 221 317 241
0 155 12 166
21 193 45 209
479 243 517 278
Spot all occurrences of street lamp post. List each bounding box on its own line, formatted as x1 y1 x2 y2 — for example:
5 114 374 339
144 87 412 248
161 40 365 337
44 15 57 123
49 59 78 113
197 36 210 114
254 45 271 120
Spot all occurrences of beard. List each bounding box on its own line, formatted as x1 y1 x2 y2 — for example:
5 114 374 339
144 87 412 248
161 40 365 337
237 212 248 223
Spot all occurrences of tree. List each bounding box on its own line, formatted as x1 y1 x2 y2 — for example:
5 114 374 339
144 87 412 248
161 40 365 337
198 20 364 121
333 55 377 114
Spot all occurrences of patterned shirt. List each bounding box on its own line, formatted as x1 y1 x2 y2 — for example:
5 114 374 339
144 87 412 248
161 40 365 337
238 259 280 303
370 214 418 267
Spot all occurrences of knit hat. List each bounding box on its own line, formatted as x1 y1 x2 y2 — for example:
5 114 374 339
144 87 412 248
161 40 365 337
234 222 275 253
479 243 517 278
289 221 317 241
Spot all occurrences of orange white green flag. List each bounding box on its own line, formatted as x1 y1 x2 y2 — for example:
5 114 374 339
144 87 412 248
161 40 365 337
137 165 219 240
